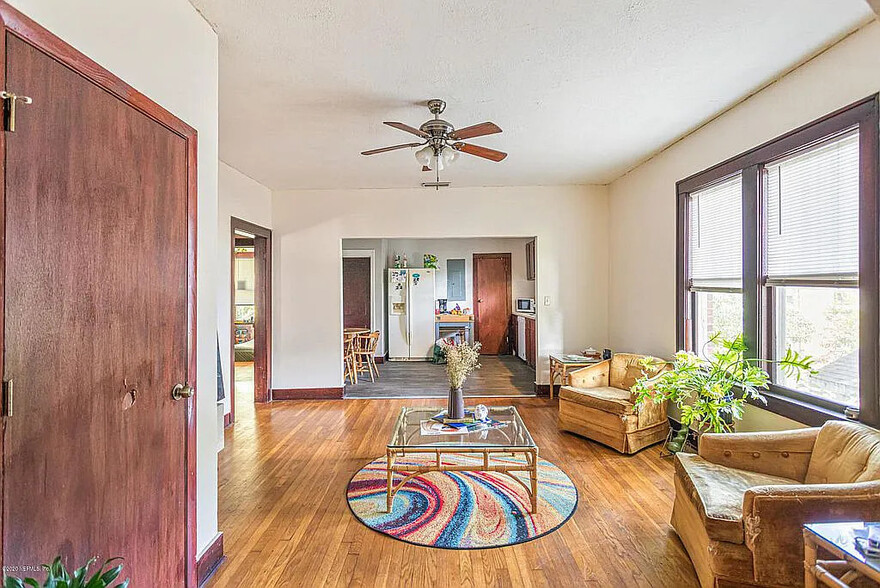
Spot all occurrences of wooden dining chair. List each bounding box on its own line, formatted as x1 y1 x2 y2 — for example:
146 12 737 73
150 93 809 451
354 331 380 382
343 332 357 385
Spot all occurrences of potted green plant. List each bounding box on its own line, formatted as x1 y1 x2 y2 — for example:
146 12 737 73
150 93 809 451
4 556 128 588
632 334 815 450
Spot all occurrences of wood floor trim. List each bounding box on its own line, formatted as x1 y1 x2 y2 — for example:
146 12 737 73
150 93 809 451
196 532 224 587
272 387 344 400
534 383 551 396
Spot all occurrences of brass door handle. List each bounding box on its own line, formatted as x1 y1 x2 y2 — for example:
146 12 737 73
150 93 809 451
171 383 194 401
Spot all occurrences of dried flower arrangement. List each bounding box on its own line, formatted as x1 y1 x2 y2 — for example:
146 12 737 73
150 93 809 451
443 340 482 390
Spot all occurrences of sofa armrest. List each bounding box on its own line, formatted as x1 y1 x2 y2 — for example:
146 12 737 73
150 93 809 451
568 361 610 388
699 427 819 482
742 481 880 587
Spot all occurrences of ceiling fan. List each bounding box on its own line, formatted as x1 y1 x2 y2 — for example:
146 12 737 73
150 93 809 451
360 99 507 175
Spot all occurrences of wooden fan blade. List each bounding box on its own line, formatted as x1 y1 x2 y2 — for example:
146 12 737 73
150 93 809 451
422 166 431 172
361 142 422 156
384 121 430 138
452 142 508 162
449 122 502 141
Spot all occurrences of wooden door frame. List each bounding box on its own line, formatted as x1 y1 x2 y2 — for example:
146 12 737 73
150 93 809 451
230 217 272 410
472 253 512 354
0 3 199 585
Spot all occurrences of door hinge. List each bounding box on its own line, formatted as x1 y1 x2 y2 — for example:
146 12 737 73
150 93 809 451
1 91 32 132
2 379 12 417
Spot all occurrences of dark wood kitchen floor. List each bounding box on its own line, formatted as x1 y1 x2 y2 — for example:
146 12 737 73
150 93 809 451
344 355 536 398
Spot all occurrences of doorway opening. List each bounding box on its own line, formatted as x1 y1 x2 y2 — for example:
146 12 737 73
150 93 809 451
230 218 272 424
340 237 537 399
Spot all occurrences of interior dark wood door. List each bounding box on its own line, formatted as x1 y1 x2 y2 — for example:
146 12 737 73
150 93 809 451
473 254 512 355
343 257 371 329
2 33 189 585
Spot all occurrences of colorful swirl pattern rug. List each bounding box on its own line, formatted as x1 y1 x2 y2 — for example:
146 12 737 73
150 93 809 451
346 453 578 549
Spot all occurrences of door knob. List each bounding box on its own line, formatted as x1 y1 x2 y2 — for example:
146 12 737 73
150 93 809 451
171 383 194 401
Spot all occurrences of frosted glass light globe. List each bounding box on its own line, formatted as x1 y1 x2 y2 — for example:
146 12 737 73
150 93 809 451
415 146 432 168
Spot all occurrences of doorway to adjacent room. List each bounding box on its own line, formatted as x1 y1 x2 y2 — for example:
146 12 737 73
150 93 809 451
340 237 538 399
230 218 272 422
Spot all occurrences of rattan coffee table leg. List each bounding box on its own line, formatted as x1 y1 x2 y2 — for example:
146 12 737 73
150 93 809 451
386 449 393 513
530 448 539 513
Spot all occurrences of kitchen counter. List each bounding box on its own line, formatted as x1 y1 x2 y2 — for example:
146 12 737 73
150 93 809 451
513 312 536 319
435 314 474 322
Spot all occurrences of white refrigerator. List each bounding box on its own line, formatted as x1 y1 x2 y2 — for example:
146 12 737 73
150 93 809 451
388 268 436 360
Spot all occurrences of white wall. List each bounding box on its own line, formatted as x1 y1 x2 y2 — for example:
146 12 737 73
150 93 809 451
607 21 880 429
383 237 536 309
217 161 272 415
8 0 221 556
274 185 609 389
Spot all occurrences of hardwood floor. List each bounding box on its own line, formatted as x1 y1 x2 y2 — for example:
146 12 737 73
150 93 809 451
209 397 699 587
344 355 536 398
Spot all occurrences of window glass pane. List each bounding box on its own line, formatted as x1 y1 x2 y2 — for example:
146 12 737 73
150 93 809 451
694 291 743 357
689 174 742 288
765 131 859 281
446 258 465 301
773 286 858 408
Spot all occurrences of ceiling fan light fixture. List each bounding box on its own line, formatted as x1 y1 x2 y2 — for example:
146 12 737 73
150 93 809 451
415 145 432 168
441 145 459 167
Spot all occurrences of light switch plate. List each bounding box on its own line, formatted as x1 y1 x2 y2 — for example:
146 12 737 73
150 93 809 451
544 296 551 306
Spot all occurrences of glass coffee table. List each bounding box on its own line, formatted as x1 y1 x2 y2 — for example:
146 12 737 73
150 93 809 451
386 406 539 513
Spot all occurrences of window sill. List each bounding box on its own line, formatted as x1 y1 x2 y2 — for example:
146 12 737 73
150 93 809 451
746 390 848 427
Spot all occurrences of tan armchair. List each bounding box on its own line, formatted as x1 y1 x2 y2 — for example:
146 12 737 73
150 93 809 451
673 420 880 588
557 353 669 454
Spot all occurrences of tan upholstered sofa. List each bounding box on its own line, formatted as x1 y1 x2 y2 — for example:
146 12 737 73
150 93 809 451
557 353 669 454
673 420 880 588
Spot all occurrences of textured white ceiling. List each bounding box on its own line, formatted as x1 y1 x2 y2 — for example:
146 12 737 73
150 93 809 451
190 0 873 190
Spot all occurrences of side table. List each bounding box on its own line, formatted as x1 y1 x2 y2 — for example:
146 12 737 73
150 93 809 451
804 522 880 587
549 354 602 399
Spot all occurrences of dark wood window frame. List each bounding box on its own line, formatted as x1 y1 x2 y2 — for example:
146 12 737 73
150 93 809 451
676 95 880 427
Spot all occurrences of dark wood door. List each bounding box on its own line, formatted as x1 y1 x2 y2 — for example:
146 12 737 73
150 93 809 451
473 254 512 355
2 33 190 584
343 257 371 329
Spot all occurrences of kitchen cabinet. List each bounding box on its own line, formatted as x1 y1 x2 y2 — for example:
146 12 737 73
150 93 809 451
525 239 536 281
513 314 536 368
525 316 536 368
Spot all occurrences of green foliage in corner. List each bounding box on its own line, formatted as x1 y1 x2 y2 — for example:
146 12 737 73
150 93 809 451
4 556 129 588
632 334 816 434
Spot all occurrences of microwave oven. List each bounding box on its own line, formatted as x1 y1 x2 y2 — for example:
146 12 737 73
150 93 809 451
515 298 535 313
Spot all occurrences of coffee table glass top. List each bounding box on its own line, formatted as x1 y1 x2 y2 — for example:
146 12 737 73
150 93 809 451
805 522 880 573
388 406 535 449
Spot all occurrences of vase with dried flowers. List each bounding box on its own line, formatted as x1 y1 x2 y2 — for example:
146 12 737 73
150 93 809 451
442 340 482 419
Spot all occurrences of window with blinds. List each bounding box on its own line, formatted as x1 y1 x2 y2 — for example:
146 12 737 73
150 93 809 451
676 97 879 423
764 130 859 285
689 174 742 289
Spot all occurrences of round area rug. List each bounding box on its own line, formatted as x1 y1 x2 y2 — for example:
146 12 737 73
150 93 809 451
346 453 577 549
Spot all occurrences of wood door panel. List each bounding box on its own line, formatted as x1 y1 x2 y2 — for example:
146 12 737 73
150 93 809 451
473 254 511 355
343 257 371 329
3 34 188 585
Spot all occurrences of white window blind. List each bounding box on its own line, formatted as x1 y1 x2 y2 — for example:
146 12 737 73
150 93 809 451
689 174 742 289
765 130 859 283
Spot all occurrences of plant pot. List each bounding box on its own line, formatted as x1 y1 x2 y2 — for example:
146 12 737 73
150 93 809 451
447 386 464 419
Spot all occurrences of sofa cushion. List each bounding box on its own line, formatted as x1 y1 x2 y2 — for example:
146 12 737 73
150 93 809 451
559 386 634 415
675 453 799 544
805 420 880 484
